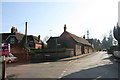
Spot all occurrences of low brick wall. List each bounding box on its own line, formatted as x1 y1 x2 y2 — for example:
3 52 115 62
10 46 28 62
29 48 74 62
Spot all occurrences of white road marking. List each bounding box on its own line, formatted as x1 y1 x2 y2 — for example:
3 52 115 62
42 62 50 64
58 60 78 78
63 71 66 73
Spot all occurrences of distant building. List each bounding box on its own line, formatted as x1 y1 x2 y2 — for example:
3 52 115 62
86 39 94 50
47 24 93 56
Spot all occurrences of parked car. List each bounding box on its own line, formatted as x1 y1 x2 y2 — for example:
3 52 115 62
5 53 17 63
107 46 118 54
113 51 120 58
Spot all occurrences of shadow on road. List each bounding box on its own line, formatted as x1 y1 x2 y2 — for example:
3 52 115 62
61 64 118 80
102 54 115 62
61 54 119 80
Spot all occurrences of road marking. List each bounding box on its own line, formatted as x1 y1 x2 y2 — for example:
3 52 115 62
58 76 62 78
58 60 78 78
42 62 50 64
58 70 67 78
63 71 66 73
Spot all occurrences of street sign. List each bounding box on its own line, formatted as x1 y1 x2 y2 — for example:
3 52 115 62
0 43 10 80
0 43 10 55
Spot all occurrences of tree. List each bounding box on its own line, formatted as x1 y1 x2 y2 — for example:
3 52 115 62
43 36 50 44
107 30 113 47
101 36 108 49
101 30 114 50
93 39 101 51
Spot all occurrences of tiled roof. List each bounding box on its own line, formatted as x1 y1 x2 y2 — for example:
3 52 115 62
0 33 12 43
66 31 91 46
0 30 42 45
15 32 25 42
27 35 42 44
0 32 25 43
47 37 59 43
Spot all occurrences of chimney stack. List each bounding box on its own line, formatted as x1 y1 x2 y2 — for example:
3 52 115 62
64 24 67 32
38 35 40 42
11 27 18 33
83 35 85 39
25 22 27 35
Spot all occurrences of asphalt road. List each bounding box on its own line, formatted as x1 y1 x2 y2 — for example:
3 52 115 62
6 52 119 79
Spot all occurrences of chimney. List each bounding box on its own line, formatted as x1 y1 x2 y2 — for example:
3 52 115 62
11 27 18 33
83 35 85 39
25 22 27 35
38 35 40 42
64 24 67 32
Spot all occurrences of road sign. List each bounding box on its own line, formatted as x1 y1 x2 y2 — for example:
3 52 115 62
0 43 10 55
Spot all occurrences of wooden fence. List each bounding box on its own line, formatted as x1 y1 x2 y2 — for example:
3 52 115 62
29 48 74 62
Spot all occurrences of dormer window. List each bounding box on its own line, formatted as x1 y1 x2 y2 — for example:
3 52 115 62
10 37 15 44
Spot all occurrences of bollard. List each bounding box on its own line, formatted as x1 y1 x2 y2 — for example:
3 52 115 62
2 56 6 80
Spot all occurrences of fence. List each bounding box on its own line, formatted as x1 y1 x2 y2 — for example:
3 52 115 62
29 48 74 62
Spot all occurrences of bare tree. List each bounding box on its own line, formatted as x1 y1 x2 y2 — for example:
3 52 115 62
43 36 50 44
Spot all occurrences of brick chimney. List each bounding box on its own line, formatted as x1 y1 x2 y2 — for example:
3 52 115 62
11 27 18 33
83 35 85 39
38 35 40 43
64 24 67 32
25 22 27 36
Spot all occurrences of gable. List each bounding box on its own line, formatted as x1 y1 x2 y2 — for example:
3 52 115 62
0 33 11 43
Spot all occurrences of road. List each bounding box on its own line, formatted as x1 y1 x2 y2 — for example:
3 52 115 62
6 52 119 79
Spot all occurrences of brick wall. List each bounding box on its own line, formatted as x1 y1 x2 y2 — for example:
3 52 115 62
10 46 29 62
75 44 82 56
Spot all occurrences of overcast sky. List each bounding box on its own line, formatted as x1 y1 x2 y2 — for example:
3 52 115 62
1 0 119 41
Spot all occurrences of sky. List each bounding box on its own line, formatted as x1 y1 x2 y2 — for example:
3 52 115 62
1 0 119 41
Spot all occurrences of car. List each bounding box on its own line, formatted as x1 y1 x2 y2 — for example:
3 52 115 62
5 53 17 63
103 49 107 51
107 46 118 54
113 51 120 58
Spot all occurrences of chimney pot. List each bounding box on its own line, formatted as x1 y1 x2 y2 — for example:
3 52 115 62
38 35 40 42
64 24 67 32
83 35 85 39
11 27 18 33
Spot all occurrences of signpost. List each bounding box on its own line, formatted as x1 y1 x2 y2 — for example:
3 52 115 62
0 43 10 80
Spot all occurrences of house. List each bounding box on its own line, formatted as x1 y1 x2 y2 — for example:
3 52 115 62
0 27 43 61
0 27 42 49
47 24 93 56
47 37 60 49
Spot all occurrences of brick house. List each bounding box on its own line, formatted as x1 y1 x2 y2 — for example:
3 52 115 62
0 27 43 61
47 24 93 56
0 27 42 48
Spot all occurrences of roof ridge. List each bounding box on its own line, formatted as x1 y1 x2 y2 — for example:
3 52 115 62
15 32 25 35
66 31 83 40
66 31 91 46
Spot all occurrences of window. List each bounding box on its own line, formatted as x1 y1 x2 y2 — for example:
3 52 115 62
10 37 15 44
